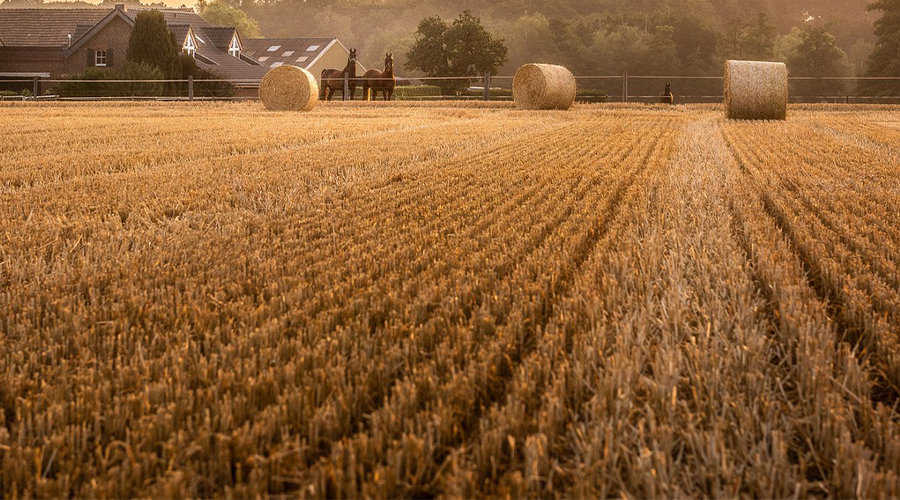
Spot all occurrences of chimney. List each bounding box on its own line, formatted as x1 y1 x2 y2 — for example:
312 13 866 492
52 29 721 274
115 4 126 11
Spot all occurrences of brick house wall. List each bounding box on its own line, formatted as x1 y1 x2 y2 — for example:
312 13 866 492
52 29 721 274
64 15 132 77
0 47 65 76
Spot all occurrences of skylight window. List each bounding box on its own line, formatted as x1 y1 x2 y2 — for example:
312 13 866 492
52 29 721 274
267 45 281 52
270 61 283 68
296 56 309 63
257 56 269 62
282 50 294 57
306 45 320 51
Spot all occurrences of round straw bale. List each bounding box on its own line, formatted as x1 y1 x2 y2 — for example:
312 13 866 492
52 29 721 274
259 65 319 112
513 63 576 110
724 60 788 120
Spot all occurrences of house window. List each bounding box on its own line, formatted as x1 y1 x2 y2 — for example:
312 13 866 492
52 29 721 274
183 36 196 57
228 36 240 58
282 50 294 57
95 49 107 67
270 61 283 68
295 56 308 63
257 56 269 62
267 45 281 52
306 45 319 52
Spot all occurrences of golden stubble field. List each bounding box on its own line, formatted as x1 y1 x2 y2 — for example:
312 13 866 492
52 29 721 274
1 101 899 498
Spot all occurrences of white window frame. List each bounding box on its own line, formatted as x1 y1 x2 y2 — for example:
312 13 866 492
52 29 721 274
228 35 240 58
184 35 196 57
94 49 107 67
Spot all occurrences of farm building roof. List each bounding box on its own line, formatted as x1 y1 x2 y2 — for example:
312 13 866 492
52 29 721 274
199 26 237 50
123 7 210 29
243 37 337 71
0 9 110 47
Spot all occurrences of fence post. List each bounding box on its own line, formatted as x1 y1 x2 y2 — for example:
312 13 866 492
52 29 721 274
622 71 628 103
483 71 491 101
188 76 194 102
343 73 349 101
32 76 39 97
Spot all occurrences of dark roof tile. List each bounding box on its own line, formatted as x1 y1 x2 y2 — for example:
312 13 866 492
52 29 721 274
200 26 235 50
0 9 109 47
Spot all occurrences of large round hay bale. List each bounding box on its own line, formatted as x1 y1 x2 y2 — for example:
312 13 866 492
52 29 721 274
259 65 318 111
513 63 576 110
724 60 788 120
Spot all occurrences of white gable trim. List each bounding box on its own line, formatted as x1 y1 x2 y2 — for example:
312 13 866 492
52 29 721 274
302 38 337 70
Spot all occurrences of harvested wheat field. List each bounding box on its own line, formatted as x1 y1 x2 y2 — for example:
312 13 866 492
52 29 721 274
1 101 900 498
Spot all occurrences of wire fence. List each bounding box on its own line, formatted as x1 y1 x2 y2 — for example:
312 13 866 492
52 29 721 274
1 74 899 103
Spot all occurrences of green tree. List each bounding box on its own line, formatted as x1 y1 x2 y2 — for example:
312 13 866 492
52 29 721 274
720 13 777 60
406 11 508 94
861 0 900 95
643 25 682 75
200 2 261 39
787 24 853 97
127 10 182 80
669 15 718 73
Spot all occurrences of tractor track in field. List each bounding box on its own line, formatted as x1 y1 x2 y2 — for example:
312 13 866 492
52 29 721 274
290 122 657 464
430 122 683 496
289 120 677 498
722 127 900 409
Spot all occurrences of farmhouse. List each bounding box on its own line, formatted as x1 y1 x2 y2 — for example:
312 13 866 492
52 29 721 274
0 4 267 92
243 37 365 84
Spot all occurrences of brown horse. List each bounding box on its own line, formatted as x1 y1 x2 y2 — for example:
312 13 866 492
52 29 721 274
660 83 674 105
362 53 395 101
320 48 358 101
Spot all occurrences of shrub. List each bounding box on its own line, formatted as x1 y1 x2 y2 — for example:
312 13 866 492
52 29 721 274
56 63 165 97
393 85 442 100
189 67 236 98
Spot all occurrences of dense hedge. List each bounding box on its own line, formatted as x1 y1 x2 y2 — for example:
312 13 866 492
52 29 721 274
393 85 442 99
56 63 165 97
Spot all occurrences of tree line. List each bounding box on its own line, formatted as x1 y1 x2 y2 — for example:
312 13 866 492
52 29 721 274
211 0 900 96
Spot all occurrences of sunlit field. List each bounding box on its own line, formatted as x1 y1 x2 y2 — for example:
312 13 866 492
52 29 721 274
1 101 899 498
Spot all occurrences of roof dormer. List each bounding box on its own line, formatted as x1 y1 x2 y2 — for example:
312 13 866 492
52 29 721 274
183 28 196 57
228 32 241 58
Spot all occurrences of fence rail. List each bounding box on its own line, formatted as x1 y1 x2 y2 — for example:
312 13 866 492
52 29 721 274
2 73 899 103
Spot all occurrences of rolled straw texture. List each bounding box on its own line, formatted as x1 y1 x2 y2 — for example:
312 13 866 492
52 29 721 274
513 64 577 110
724 60 788 120
259 65 319 112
